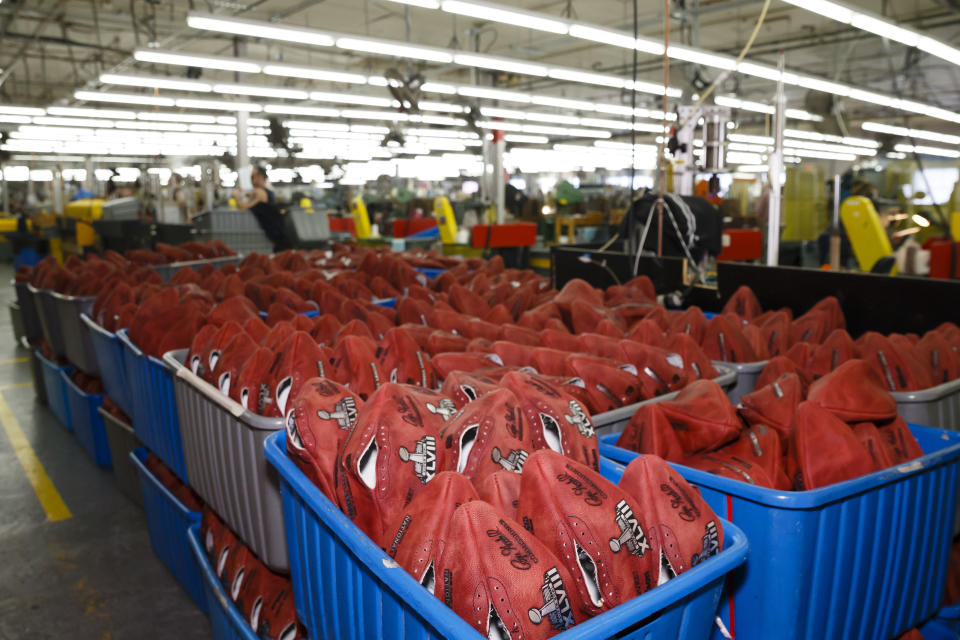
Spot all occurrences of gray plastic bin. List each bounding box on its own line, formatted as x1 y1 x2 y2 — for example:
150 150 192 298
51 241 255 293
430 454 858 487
715 359 768 404
892 378 960 430
148 255 241 283
164 349 288 571
23 336 47 405
14 280 42 342
101 407 143 507
285 208 330 247
10 302 24 343
52 292 98 375
594 363 738 436
194 208 261 234
30 284 67 359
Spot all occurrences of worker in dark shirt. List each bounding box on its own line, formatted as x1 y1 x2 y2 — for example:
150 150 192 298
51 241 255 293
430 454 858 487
232 166 291 252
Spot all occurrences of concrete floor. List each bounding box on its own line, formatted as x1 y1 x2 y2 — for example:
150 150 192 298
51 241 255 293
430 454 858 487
0 264 210 640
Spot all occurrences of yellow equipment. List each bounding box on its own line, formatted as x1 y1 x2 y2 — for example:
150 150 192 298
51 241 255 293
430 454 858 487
348 195 372 239
433 196 458 244
840 196 896 274
950 211 960 242
299 198 314 213
63 198 105 249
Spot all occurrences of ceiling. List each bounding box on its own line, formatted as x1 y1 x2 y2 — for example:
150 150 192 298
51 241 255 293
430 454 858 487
0 0 958 139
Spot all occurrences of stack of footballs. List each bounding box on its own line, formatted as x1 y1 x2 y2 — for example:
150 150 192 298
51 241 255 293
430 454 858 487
284 371 727 639
715 286 960 393
615 358 924 491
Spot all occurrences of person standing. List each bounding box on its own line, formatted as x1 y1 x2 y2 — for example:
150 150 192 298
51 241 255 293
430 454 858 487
232 166 291 252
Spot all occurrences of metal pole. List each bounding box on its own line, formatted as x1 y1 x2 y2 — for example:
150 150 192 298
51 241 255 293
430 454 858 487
83 156 94 196
1 166 8 213
830 173 842 269
766 51 786 267
493 129 505 224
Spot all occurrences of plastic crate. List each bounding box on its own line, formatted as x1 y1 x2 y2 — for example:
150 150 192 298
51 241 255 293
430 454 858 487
932 599 960 635
195 208 262 234
921 618 960 640
101 407 142 507
118 330 188 483
61 369 111 467
14 280 42 342
598 424 960 640
414 267 445 279
82 314 130 416
130 448 207 612
713 360 767 404
164 349 288 571
263 430 749 640
149 256 241 283
36 349 72 430
593 364 738 436
10 302 24 343
31 284 67 359
52 292 98 375
892 379 960 432
285 208 330 248
186 524 259 640
23 336 47 405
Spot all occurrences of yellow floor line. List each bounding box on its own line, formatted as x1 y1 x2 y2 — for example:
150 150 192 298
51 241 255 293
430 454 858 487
0 381 34 391
0 357 28 365
0 391 71 522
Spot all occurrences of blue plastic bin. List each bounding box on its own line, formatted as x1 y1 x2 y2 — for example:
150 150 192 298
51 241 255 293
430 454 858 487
599 425 960 640
933 600 960 635
61 369 111 467
36 349 73 430
130 448 207 612
414 267 445 279
921 618 960 640
187 524 258 640
118 330 188 483
82 314 130 416
263 430 749 640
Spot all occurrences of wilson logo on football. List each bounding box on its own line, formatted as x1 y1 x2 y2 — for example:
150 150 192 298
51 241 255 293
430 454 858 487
425 398 458 421
608 500 651 557
316 397 359 430
490 447 528 473
528 567 575 631
691 521 721 567
286 411 304 451
398 436 437 483
564 400 594 437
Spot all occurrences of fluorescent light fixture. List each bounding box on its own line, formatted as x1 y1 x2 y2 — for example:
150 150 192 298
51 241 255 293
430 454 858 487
340 109 409 121
33 116 115 128
76 91 176 107
457 86 531 103
100 73 211 92
309 91 394 108
135 112 218 123
174 98 262 112
785 109 823 122
114 121 190 131
736 61 783 82
262 64 367 84
715 95 775 115
187 12 336 47
850 13 919 47
729 133 774 145
264 104 341 117
440 0 569 34
531 95 595 111
0 105 46 116
548 67 627 88
134 49 262 73
419 102 464 113
213 83 309 100
416 115 466 126
791 75 851 97
336 37 453 63
568 24 665 55
47 106 136 119
861 121 960 145
667 46 737 70
913 214 931 228
188 124 237 133
285 121 350 131
421 82 457 94
0 115 32 124
453 53 548 77
894 143 960 158
382 0 441 7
